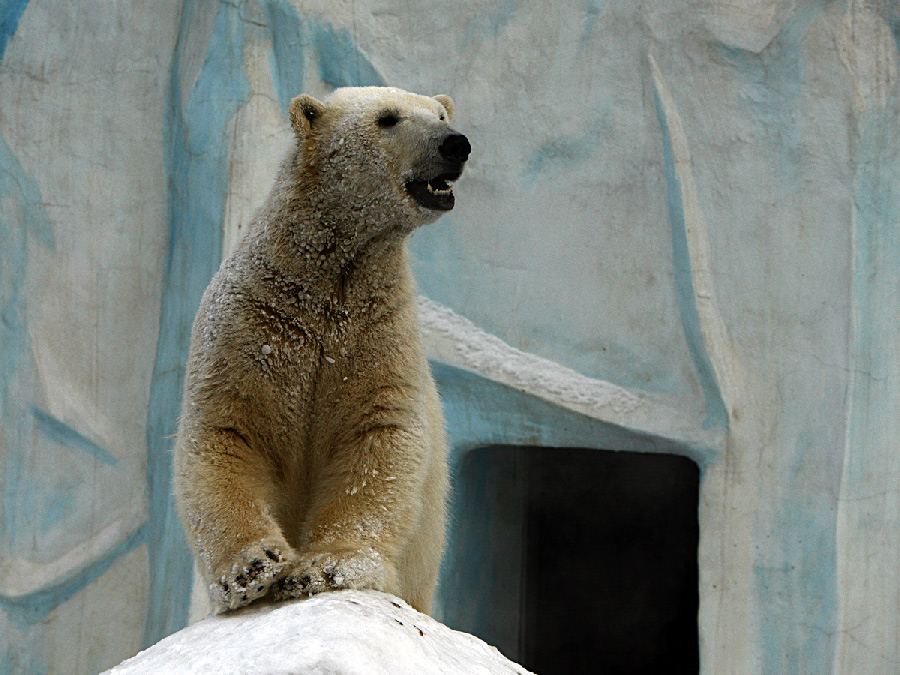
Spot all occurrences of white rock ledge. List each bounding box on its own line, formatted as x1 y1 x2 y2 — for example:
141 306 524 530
105 590 534 675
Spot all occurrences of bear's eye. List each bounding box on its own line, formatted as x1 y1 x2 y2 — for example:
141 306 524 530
377 112 400 128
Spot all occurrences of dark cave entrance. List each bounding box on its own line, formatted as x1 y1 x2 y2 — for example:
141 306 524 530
438 446 700 675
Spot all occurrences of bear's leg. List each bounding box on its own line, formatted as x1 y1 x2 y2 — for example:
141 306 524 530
273 424 428 602
175 428 296 613
395 454 448 612
394 388 449 613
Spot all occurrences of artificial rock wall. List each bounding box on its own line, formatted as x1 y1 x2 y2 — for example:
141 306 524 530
2 1 899 673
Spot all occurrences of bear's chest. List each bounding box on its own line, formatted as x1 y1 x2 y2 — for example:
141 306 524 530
234 294 372 398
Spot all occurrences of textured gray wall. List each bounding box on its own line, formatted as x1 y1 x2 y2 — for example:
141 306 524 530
1 1 899 673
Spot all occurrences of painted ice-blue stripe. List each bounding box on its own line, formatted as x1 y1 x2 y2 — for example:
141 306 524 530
0 107 56 673
0 129 54 578
143 0 251 647
704 7 840 671
892 16 900 54
262 0 385 114
261 0 308 113
0 0 29 61
30 406 118 468
0 522 146 626
313 21 383 88
652 89 727 431
578 0 606 54
727 8 841 672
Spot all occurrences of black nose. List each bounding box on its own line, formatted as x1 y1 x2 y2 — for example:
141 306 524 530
439 133 471 163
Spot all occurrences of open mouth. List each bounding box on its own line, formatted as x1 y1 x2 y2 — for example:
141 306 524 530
405 172 461 211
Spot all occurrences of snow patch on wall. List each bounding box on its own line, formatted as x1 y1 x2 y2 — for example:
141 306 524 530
417 296 640 417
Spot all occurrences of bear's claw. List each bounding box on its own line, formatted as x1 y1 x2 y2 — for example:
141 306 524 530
271 547 391 600
211 541 292 612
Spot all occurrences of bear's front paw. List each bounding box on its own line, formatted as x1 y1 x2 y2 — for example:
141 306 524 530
272 546 393 600
211 541 293 613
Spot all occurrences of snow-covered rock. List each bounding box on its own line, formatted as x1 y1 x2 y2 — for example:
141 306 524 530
104 590 533 675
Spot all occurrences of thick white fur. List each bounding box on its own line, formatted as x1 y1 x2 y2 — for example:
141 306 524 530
174 87 460 614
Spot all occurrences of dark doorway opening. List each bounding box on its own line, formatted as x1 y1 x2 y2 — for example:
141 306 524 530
438 446 700 675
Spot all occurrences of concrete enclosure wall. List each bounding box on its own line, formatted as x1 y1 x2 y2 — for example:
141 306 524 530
1 0 899 673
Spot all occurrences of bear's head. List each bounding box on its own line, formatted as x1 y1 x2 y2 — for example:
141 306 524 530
288 87 470 239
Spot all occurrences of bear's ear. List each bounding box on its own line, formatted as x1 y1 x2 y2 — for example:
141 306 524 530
289 94 326 135
433 95 454 123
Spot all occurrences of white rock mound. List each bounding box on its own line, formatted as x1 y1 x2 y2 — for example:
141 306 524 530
105 590 534 674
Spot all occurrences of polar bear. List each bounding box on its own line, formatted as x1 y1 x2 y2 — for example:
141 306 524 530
174 86 470 615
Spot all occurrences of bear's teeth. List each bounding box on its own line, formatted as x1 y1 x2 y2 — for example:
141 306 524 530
426 183 453 196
